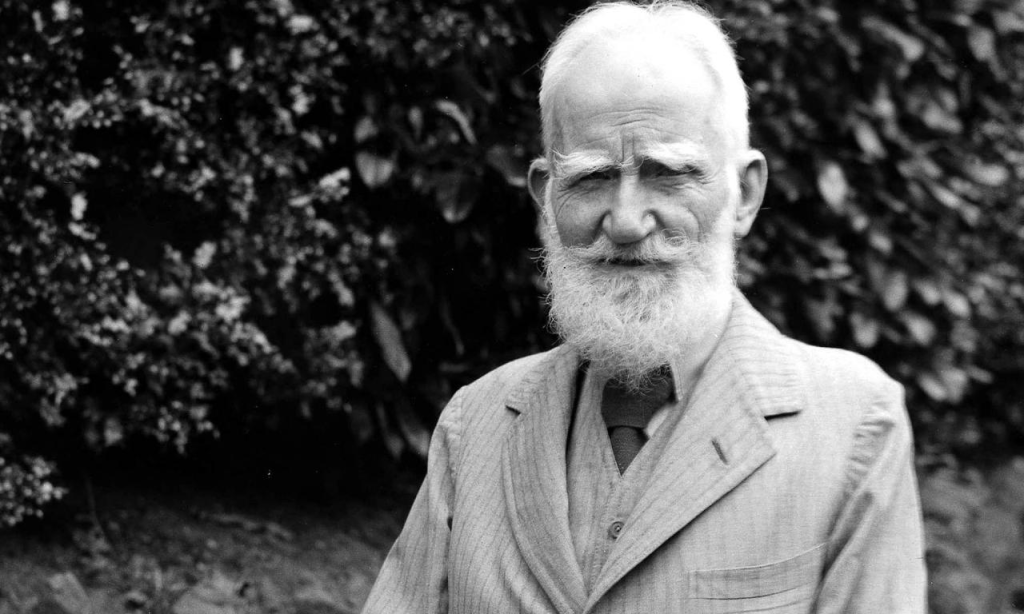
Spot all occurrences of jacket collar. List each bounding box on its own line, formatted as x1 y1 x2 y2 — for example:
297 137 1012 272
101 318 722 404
501 344 588 614
501 290 806 612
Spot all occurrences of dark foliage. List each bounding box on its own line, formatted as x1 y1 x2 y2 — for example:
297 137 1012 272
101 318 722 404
1 0 1022 524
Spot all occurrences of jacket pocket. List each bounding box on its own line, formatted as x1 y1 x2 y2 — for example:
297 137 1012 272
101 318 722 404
688 543 826 612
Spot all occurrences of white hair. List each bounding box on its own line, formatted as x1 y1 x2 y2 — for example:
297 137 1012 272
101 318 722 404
540 211 736 390
538 1 749 157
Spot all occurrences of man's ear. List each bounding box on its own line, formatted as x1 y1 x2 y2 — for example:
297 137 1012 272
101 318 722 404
733 149 767 238
527 157 550 219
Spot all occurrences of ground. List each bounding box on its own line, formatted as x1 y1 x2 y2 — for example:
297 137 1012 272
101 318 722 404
1 459 1023 614
0 471 418 614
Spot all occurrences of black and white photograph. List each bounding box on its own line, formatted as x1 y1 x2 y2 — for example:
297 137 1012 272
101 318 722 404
2 1 1023 612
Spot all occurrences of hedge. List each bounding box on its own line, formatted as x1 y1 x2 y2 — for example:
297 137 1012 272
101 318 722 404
2 0 1022 525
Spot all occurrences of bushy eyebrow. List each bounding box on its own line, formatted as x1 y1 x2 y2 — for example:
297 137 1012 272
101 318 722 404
550 151 616 181
637 142 710 173
551 142 711 183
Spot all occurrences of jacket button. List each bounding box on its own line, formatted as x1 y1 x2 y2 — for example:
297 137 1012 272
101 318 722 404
608 521 624 539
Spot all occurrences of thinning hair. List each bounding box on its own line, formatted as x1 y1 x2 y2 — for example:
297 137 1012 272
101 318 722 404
538 1 749 157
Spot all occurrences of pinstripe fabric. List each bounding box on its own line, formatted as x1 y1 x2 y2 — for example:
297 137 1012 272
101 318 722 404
566 370 682 592
362 292 927 613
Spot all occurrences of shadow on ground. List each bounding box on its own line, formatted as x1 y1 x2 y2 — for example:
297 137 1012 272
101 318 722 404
1 458 1023 614
0 469 417 614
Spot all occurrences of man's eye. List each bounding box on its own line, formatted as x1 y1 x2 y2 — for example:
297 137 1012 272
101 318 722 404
649 165 693 178
578 170 614 183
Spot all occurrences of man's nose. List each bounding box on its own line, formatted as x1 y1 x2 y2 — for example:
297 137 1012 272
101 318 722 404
602 178 656 245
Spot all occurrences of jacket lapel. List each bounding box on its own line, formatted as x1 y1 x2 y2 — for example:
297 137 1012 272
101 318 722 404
503 346 588 614
584 294 806 610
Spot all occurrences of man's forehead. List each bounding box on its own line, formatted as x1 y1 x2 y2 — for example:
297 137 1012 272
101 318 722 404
549 33 716 105
546 34 721 154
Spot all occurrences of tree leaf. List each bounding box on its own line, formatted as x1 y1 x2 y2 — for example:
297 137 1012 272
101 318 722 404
805 298 837 339
407 106 423 139
926 180 962 210
852 118 887 159
968 366 994 384
817 161 848 212
347 402 374 445
916 372 947 402
104 416 124 447
903 312 937 345
943 289 971 318
435 170 480 224
434 99 477 145
921 101 963 134
913 278 943 305
867 229 893 255
354 116 377 144
70 193 88 220
374 402 404 459
355 151 395 189
394 398 430 459
964 161 1009 187
993 9 1024 34
287 14 316 35
967 25 996 62
938 365 969 403
850 311 880 348
369 301 410 382
882 271 909 311
485 144 527 188
862 16 925 62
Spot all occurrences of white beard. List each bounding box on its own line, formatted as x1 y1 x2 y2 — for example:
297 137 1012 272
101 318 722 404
540 217 736 391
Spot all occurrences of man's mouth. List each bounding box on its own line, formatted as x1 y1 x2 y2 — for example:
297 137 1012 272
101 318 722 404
605 258 646 267
601 258 674 270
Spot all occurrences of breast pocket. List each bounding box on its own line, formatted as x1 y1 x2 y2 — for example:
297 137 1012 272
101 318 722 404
687 543 826 613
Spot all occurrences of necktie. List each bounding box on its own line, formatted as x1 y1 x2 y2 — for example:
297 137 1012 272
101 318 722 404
601 371 673 474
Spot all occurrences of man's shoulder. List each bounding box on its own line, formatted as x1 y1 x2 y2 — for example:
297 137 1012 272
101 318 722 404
436 347 563 448
456 347 561 407
778 336 906 435
734 294 898 399
476 348 559 385
734 295 901 411
793 339 898 394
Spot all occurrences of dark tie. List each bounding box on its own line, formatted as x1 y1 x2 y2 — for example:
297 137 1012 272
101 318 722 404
601 371 673 474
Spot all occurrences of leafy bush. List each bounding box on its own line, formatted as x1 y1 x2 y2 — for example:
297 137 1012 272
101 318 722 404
1 0 393 518
0 453 65 528
722 0 1024 453
1 0 1022 525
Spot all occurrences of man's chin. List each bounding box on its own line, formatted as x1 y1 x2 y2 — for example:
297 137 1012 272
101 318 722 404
588 267 682 304
555 309 690 383
551 280 735 384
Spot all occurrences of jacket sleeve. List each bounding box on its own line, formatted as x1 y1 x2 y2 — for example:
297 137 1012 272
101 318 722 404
814 379 927 613
362 388 465 614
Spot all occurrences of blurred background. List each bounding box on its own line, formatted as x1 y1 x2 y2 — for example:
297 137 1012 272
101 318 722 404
1 0 1023 612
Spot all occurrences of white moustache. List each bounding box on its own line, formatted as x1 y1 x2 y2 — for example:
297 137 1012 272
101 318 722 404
541 223 735 388
561 233 706 270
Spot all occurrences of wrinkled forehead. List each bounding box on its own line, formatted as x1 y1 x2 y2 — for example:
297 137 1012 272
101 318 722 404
547 35 724 158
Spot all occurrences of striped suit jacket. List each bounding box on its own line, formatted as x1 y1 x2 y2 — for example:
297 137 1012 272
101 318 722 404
363 294 926 613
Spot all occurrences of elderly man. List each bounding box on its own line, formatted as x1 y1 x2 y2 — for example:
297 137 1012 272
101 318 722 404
363 2 926 612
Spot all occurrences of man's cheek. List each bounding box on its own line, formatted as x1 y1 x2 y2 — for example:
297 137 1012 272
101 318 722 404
682 200 728 242
554 200 601 246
